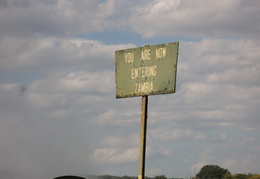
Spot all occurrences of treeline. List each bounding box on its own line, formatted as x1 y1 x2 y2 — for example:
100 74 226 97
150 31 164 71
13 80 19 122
96 173 260 179
91 173 260 179
191 173 260 179
91 165 260 179
97 175 182 179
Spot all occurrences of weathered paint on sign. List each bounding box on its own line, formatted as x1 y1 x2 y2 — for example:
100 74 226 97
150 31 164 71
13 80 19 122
115 42 179 98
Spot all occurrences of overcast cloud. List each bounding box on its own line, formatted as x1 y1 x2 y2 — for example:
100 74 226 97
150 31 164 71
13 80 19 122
0 0 259 179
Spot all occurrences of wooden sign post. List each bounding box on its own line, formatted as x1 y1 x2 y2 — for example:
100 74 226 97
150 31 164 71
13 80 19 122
138 95 148 179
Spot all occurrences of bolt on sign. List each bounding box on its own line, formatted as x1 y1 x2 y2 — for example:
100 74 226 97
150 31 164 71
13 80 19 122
115 42 179 98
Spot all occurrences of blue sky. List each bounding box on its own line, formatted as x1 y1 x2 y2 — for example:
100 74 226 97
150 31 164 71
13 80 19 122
0 0 260 179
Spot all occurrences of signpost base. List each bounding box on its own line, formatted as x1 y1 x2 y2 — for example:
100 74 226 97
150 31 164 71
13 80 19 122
138 96 148 179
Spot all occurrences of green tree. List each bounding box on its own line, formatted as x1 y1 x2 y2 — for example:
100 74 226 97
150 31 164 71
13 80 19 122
196 165 231 179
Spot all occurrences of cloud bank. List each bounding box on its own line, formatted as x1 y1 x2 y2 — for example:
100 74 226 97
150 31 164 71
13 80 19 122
0 0 259 178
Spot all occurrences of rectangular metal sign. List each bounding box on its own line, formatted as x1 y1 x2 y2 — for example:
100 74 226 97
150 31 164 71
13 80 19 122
115 42 179 98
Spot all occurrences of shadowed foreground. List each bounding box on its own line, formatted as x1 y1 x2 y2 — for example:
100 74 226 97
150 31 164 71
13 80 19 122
54 176 85 179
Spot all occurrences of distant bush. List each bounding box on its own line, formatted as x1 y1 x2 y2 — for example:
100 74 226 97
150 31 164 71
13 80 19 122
154 175 167 179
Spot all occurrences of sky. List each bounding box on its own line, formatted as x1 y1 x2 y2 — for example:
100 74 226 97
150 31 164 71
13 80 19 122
0 0 260 178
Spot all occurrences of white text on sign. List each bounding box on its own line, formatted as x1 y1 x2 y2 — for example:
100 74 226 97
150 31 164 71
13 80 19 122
124 47 167 63
131 66 157 79
155 47 166 58
123 47 167 94
124 52 134 63
135 82 153 93
141 49 151 60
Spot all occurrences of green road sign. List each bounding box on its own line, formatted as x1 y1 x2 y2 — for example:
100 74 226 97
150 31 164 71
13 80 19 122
115 42 179 98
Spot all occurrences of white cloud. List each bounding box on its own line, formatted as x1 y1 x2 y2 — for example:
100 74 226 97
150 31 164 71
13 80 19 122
191 161 207 175
148 128 205 142
146 168 163 177
2 0 259 40
100 134 139 147
0 0 123 38
206 66 259 85
182 82 214 103
222 155 260 174
129 0 260 39
92 147 139 164
0 36 135 72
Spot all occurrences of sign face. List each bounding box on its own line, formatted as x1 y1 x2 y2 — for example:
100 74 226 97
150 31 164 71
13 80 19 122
115 42 179 98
